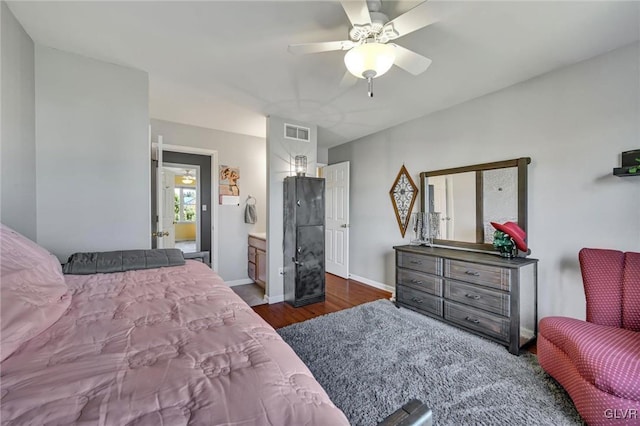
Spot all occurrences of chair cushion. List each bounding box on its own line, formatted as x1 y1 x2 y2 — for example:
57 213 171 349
579 248 625 328
540 316 640 401
623 252 640 331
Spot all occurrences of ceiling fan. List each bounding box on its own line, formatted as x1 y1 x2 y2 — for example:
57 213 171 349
288 0 436 97
182 170 194 185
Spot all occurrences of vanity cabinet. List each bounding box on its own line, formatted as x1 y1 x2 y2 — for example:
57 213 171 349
248 234 266 288
394 245 538 355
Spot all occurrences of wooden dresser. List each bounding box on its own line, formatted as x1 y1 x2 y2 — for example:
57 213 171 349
248 234 266 288
394 245 538 355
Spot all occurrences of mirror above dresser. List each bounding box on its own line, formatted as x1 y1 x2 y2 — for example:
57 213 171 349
420 157 531 253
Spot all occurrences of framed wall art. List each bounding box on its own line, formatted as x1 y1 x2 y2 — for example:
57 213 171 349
389 165 418 237
219 165 240 205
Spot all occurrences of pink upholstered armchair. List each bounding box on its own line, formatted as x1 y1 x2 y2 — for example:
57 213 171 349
539 248 640 425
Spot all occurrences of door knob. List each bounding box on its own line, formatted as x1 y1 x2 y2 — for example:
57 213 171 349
340 224 350 228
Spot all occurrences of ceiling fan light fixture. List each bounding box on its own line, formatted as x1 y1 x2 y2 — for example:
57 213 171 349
344 42 395 79
182 171 194 185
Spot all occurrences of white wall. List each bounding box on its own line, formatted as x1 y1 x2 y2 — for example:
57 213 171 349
150 119 266 282
317 146 329 165
1 2 36 240
329 43 640 320
266 116 317 302
35 46 150 261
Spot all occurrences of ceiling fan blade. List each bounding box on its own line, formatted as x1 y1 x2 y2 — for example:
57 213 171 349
288 40 355 55
384 1 438 40
340 0 371 26
339 70 358 88
392 44 432 76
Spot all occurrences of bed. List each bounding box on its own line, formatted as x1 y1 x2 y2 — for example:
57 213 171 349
0 224 349 425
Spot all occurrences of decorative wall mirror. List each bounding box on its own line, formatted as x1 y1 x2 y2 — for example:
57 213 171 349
420 157 530 252
390 165 418 238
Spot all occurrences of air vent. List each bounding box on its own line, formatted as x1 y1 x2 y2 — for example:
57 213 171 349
284 123 310 142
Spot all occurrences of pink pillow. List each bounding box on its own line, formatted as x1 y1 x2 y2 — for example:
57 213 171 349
1 224 71 361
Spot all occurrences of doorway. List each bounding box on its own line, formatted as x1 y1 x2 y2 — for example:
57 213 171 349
163 164 199 253
152 148 214 265
163 151 212 254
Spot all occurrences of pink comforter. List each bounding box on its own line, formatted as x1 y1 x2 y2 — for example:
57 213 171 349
1 261 348 425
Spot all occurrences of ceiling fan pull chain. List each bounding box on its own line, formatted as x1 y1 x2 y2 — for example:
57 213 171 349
367 76 374 97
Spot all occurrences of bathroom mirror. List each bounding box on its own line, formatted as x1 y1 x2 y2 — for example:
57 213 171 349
420 158 530 252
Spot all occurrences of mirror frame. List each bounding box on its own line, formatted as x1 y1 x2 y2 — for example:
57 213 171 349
420 157 530 252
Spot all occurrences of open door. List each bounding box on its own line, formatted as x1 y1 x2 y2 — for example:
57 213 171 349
323 161 350 278
160 169 176 248
151 135 175 248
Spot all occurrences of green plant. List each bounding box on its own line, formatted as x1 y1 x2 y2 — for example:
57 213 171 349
493 230 516 258
628 158 640 174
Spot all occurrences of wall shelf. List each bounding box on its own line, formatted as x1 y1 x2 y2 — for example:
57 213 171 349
613 168 640 177
613 149 640 177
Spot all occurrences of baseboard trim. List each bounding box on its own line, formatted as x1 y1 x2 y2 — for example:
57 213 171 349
266 294 285 304
348 274 395 294
226 278 254 287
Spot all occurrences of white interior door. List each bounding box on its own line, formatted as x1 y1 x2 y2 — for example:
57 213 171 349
155 135 175 249
323 161 349 278
161 169 176 248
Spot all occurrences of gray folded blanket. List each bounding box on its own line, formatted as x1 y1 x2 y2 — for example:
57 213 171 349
63 249 185 275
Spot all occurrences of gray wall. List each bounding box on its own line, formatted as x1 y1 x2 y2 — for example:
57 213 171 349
329 43 640 320
35 46 150 261
1 2 36 240
266 116 317 301
150 119 266 282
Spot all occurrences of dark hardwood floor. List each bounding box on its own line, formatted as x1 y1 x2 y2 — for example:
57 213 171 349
252 273 392 329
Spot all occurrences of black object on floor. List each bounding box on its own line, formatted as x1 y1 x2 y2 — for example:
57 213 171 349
378 399 432 426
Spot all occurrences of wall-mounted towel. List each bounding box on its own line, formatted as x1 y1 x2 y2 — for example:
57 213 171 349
245 196 257 224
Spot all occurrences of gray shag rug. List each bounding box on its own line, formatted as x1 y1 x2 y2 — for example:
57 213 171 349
277 300 583 426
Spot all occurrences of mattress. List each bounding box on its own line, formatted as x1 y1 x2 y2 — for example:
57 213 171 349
0 261 348 425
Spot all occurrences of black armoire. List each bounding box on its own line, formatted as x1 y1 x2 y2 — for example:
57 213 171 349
283 176 325 307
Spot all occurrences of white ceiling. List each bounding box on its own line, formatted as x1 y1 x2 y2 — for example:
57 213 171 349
9 1 640 148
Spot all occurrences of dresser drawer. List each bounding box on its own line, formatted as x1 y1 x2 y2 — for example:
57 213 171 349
397 285 443 317
445 280 510 316
444 301 510 342
397 269 443 296
444 260 511 291
398 252 441 275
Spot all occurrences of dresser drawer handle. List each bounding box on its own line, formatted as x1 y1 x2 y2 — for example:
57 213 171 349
410 260 422 265
411 297 423 303
464 271 480 276
410 279 424 285
464 293 481 300
465 316 480 324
